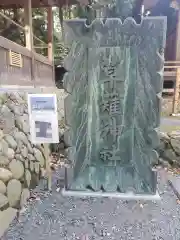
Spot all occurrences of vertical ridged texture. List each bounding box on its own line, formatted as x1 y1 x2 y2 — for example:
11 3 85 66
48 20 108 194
63 17 167 194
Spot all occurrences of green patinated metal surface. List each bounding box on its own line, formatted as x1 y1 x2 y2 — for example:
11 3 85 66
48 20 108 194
63 17 167 194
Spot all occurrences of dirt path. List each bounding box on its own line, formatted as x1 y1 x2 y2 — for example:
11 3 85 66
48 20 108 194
2 168 180 240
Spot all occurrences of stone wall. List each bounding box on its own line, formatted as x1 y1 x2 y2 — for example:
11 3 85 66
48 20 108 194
0 92 47 224
158 131 180 167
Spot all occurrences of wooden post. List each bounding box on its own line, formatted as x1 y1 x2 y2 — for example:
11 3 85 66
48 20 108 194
172 67 180 115
47 7 55 85
176 10 180 61
24 0 35 84
47 7 53 62
44 143 52 191
172 9 180 115
24 0 33 50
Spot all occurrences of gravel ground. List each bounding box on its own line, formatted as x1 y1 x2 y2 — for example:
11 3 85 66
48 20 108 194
161 117 180 126
2 168 180 240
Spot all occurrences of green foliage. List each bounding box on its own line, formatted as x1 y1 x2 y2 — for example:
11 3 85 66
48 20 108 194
0 8 24 45
53 3 98 64
0 4 96 61
54 43 69 64
0 8 59 56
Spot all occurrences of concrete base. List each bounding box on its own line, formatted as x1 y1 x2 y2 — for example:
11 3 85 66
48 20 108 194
61 188 161 201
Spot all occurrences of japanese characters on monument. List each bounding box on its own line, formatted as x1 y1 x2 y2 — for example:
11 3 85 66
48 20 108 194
27 94 59 144
99 56 124 166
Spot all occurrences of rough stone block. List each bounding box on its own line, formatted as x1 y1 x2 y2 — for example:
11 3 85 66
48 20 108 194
34 148 45 167
0 180 6 194
0 168 12 183
9 160 24 180
7 179 22 208
0 193 8 210
25 170 31 188
0 156 10 166
4 136 17 150
0 105 15 134
63 17 167 194
6 148 15 160
0 207 17 238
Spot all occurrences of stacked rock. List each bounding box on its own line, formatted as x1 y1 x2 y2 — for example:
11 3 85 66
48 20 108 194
158 131 180 167
0 92 46 214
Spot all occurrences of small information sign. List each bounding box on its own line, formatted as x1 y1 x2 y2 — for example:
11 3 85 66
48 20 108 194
28 94 59 144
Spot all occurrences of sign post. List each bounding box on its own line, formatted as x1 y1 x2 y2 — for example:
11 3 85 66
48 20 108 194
44 143 52 191
27 93 59 190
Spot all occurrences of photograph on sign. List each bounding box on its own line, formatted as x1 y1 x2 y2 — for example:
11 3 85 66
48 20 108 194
27 94 57 113
29 117 59 144
35 121 52 139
